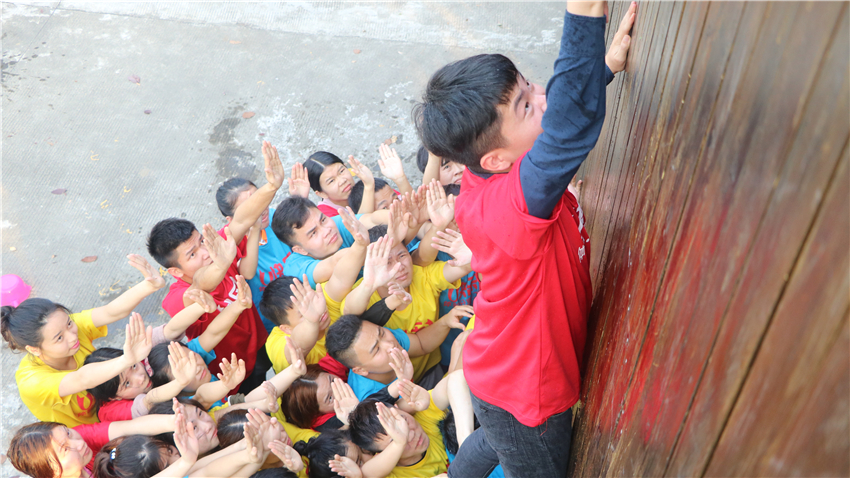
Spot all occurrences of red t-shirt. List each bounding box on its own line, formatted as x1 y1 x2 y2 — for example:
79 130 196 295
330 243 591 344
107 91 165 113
455 156 592 427
97 399 134 422
74 421 111 470
162 227 268 395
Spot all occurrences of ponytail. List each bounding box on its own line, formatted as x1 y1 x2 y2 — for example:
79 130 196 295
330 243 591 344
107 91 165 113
1 298 70 352
94 435 171 478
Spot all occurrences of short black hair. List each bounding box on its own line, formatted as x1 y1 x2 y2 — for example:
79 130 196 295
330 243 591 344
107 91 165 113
258 276 298 326
271 196 317 247
367 225 388 244
292 430 350 478
147 218 197 268
443 183 461 197
348 399 386 453
325 314 365 368
414 54 519 169
84 347 125 411
304 151 345 193
216 178 257 218
347 178 390 212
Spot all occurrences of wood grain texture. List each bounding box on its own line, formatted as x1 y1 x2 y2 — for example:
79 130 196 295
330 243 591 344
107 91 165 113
570 2 849 476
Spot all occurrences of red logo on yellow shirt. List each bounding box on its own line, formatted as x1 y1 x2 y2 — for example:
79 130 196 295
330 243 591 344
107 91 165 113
75 392 95 416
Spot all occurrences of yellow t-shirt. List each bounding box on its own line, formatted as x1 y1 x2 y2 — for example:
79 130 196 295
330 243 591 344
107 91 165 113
341 262 460 381
266 286 342 374
15 309 107 427
388 394 449 478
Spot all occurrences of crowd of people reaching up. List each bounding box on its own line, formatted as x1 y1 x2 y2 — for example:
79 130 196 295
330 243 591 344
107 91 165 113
3 1 634 477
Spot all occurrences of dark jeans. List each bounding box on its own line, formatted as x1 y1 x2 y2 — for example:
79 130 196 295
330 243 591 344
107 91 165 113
448 391 573 478
238 345 272 394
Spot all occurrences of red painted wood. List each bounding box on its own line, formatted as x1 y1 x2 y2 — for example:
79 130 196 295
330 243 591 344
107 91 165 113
667 8 849 474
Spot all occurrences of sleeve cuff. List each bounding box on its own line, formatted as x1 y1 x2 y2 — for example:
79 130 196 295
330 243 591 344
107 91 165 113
605 64 615 85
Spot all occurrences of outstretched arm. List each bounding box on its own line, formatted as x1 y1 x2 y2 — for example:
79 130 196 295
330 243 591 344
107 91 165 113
378 144 413 195
520 0 629 219
228 141 285 243
406 307 468 357
195 275 252 352
90 255 166 327
189 224 237 294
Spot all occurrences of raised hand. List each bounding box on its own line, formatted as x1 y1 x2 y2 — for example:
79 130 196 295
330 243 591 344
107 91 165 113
363 236 402 288
388 347 414 382
378 144 405 181
348 156 375 188
288 162 311 198
426 179 455 230
386 281 412 310
432 229 472 267
290 275 328 326
261 380 280 413
440 305 474 330
183 288 217 313
376 402 409 445
233 274 252 310
168 341 197 387
331 377 360 426
127 254 166 289
172 405 200 463
397 379 431 412
387 201 409 246
242 422 265 465
123 312 153 364
606 1 636 74
270 440 303 473
339 206 369 247
217 353 246 390
246 408 281 449
203 223 237 267
262 140 285 190
283 335 307 376
329 454 363 478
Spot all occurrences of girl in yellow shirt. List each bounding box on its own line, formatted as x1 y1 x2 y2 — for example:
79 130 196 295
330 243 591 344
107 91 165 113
1 255 165 427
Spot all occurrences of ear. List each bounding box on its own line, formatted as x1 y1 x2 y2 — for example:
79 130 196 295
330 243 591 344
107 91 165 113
25 345 41 356
167 266 184 279
315 190 329 199
479 149 515 173
279 324 293 336
225 215 234 224
351 366 369 377
292 244 308 256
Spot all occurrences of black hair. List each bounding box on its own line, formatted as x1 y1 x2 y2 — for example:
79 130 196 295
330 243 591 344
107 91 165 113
148 397 206 447
347 178 390 212
216 178 258 218
443 183 461 197
347 399 386 453
93 435 172 478
440 408 458 455
367 225 388 244
271 197 317 247
216 409 250 448
147 342 188 389
250 468 299 478
147 218 198 269
414 54 519 169
304 151 345 193
84 347 127 411
324 314 364 369
292 430 350 478
1 298 71 352
258 276 299 326
416 145 430 173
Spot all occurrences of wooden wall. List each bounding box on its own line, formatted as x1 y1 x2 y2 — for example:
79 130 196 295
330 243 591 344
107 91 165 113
570 2 849 476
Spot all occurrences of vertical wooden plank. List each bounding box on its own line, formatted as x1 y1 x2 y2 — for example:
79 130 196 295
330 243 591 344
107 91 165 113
606 3 842 476
705 151 850 476
571 2 707 476
666 7 849 475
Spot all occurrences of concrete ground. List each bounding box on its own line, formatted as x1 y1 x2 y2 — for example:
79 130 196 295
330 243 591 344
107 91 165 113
1 1 564 474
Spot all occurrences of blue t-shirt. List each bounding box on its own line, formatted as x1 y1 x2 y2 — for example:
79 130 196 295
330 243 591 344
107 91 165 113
187 338 216 365
246 207 295 333
348 328 410 401
283 214 358 288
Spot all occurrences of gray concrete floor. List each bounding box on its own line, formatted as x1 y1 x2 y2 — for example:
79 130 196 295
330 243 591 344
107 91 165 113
1 1 564 474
